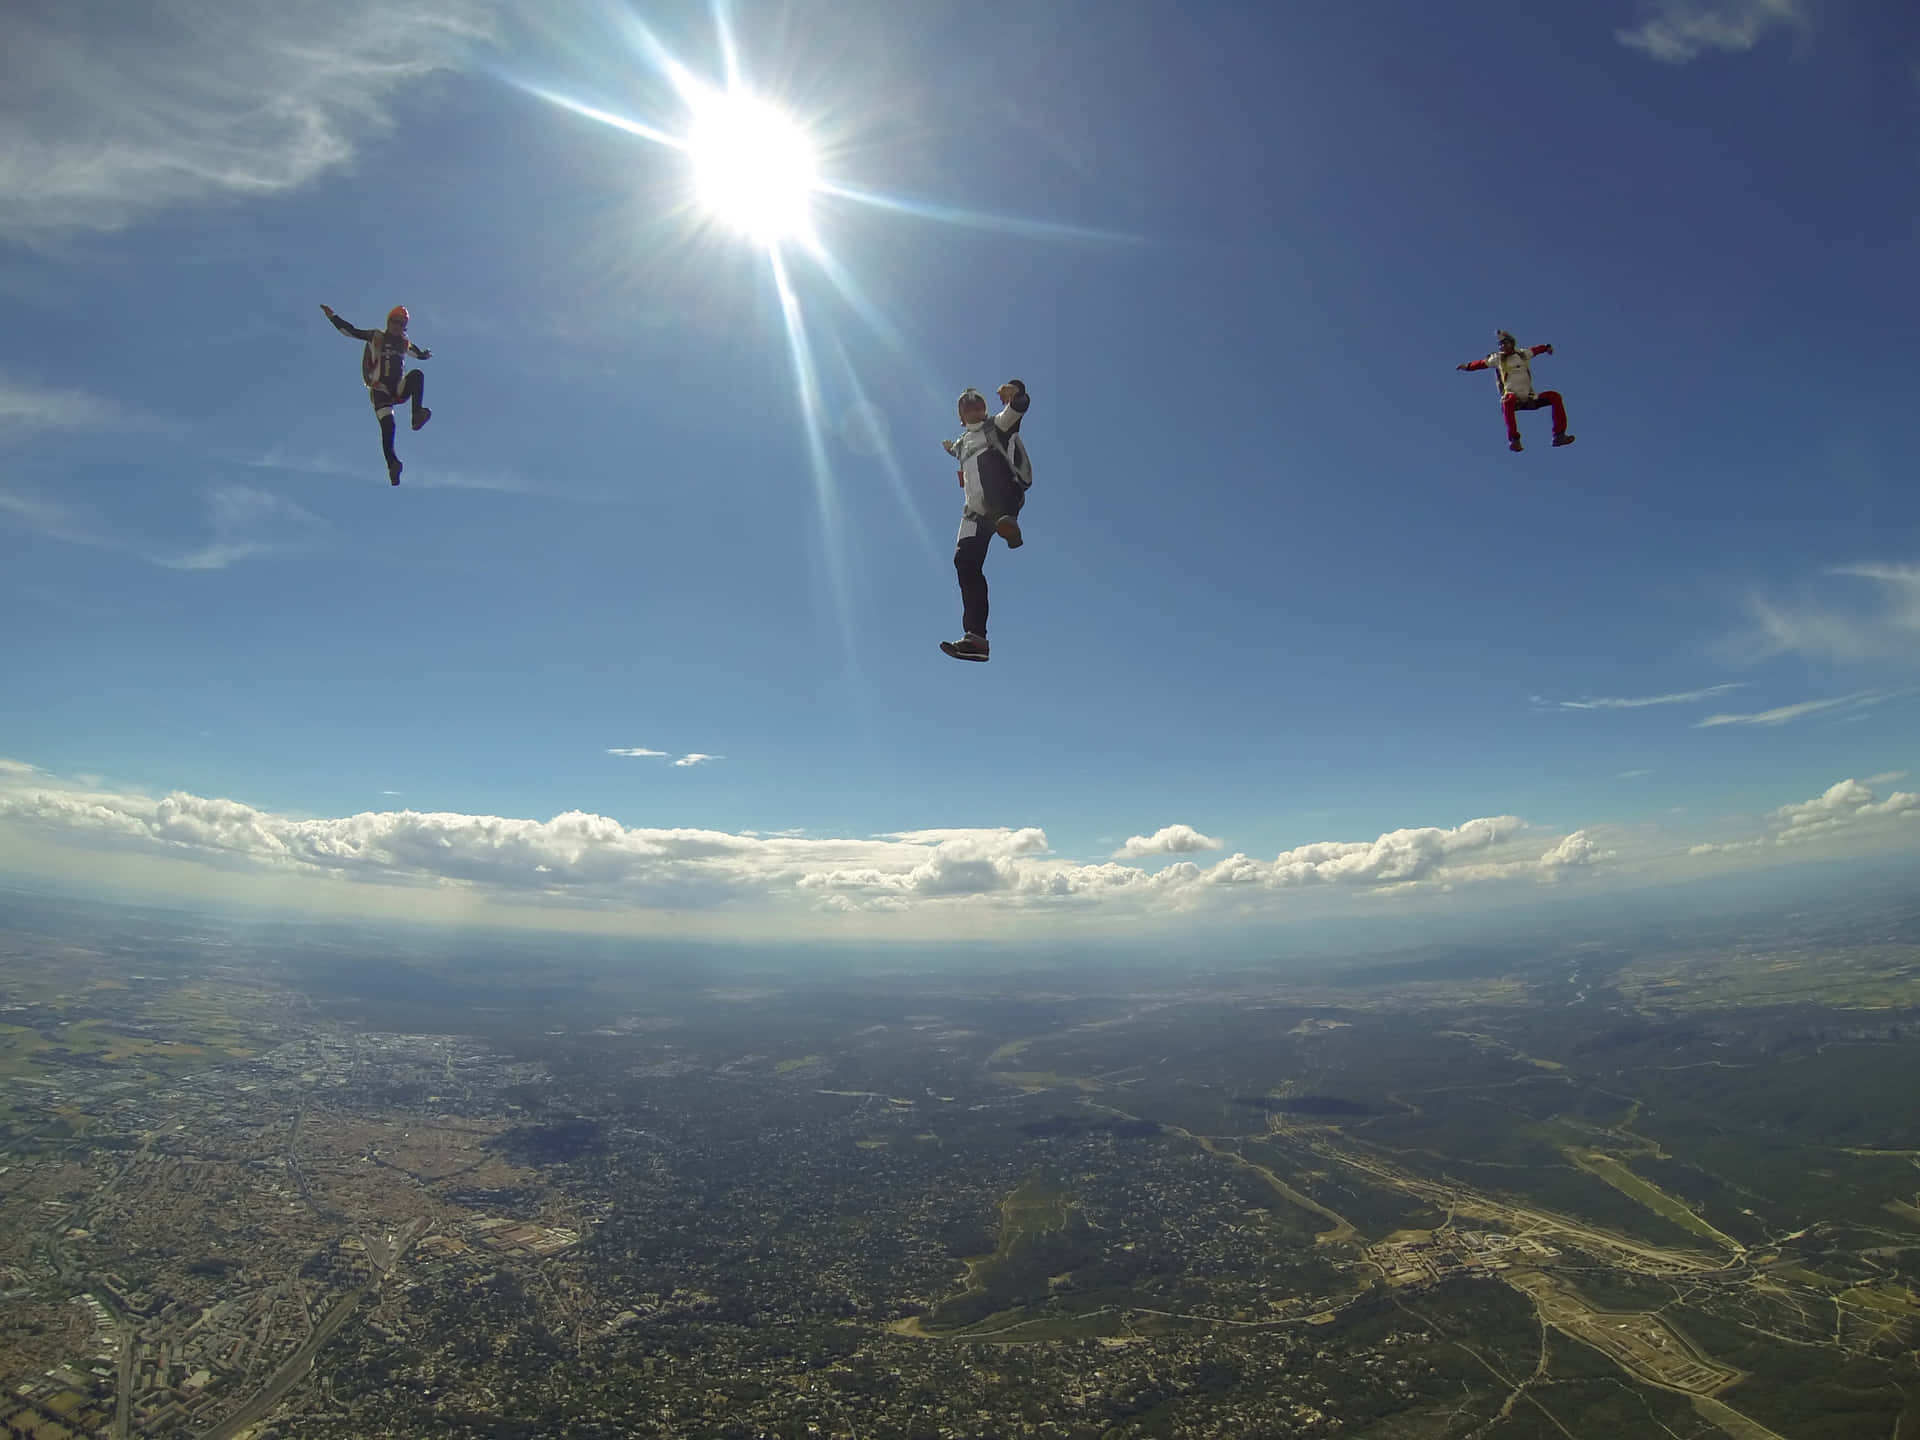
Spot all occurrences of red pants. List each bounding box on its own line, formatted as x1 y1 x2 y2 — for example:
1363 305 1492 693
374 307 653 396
1503 391 1566 441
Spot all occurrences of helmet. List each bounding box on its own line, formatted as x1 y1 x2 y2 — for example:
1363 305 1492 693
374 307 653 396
1495 329 1516 346
387 305 410 328
956 387 986 419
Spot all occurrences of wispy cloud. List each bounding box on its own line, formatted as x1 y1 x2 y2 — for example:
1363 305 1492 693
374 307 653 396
1113 824 1224 860
608 748 721 767
0 376 126 433
3 376 315 571
0 484 117 550
153 484 331 572
1 478 328 572
1617 0 1803 64
1618 769 1655 780
246 447 599 499
1728 562 1920 664
0 2 495 241
1547 683 1743 711
1695 691 1885 728
1690 776 1919 855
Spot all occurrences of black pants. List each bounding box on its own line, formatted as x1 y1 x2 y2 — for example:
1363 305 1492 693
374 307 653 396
954 527 996 639
372 372 426 463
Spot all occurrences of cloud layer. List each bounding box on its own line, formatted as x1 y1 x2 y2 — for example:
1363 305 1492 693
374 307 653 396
0 762 1608 927
0 1 494 240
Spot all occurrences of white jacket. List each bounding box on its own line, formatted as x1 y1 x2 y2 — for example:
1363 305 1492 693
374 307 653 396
942 398 1032 523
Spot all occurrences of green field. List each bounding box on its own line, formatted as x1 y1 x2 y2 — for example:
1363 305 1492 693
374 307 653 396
1566 1148 1743 1252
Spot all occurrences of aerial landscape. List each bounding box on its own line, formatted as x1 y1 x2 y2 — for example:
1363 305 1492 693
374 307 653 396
4 0 1918 1434
1 884 1915 1438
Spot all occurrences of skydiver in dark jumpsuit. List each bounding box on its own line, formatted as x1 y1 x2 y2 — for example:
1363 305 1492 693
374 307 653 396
320 304 432 485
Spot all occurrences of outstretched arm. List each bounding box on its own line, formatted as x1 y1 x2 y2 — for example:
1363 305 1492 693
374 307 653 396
408 341 433 360
1456 358 1489 372
320 305 374 342
992 378 1030 433
1529 343 1553 357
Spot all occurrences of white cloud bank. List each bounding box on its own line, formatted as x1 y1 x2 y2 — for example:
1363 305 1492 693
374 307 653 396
0 0 494 241
1689 777 1920 855
0 762 1610 932
1205 816 1609 892
1617 0 1802 64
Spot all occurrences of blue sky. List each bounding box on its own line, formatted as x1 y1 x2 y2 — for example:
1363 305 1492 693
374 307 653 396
2 0 1915 944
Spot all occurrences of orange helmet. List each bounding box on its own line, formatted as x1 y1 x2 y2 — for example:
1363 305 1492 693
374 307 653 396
387 305 410 328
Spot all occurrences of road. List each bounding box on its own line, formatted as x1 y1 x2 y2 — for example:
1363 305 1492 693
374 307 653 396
196 1288 364 1440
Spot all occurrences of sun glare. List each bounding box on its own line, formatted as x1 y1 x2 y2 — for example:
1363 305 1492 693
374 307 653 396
687 89 819 246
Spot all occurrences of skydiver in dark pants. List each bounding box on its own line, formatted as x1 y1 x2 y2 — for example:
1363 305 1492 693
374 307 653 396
320 304 432 484
940 380 1032 663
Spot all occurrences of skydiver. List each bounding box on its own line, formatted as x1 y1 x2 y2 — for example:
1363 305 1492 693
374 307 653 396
1457 330 1575 452
319 304 432 485
938 379 1032 663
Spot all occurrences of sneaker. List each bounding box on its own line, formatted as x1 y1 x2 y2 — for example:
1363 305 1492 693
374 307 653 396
995 514 1024 549
387 457 403 486
1508 438 1524 453
1551 432 1576 447
411 407 432 432
940 635 990 663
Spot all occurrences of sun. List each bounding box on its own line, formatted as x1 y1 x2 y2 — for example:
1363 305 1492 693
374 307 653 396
686 89 820 246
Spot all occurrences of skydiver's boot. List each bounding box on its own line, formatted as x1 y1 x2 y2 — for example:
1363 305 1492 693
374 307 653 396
387 456 403 486
940 634 990 663
411 406 432 432
1508 437 1524 453
995 514 1023 549
1552 432 1576 447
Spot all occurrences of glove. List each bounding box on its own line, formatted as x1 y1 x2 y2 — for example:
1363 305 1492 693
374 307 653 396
998 378 1026 398
416 349 433 360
